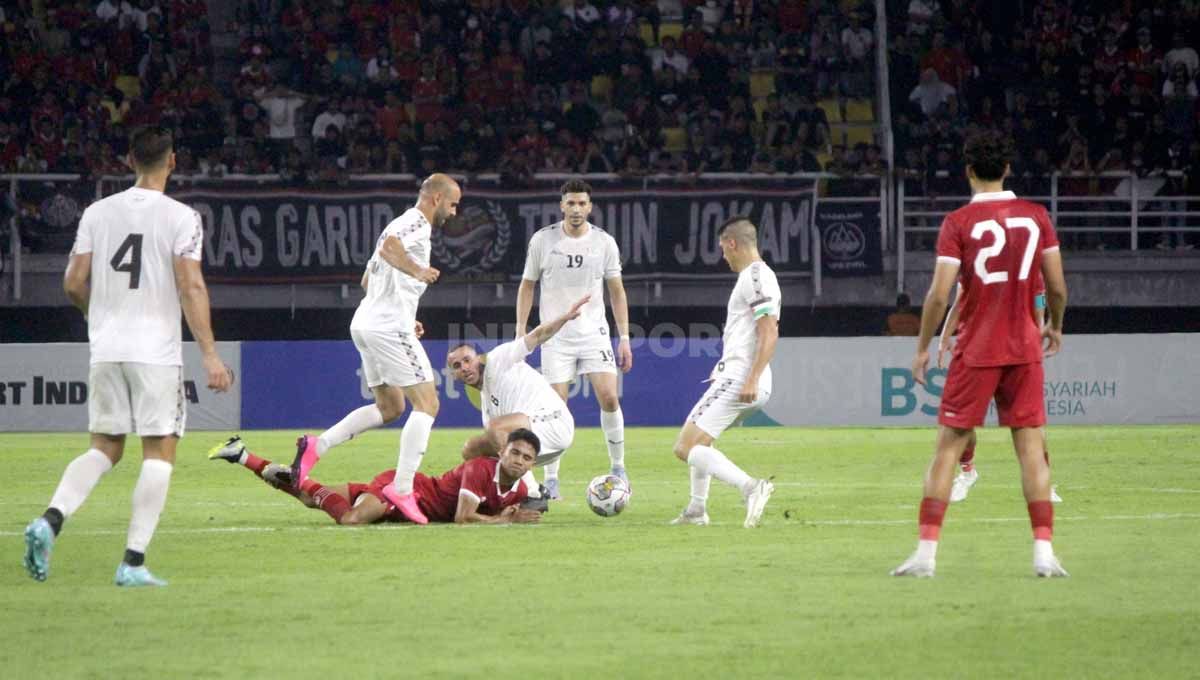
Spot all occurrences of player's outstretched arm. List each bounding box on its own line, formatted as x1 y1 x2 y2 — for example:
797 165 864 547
523 294 591 351
515 278 537 336
913 260 959 385
63 252 92 316
454 495 539 524
606 277 633 372
740 314 779 403
175 256 233 392
379 235 439 284
1041 249 1067 357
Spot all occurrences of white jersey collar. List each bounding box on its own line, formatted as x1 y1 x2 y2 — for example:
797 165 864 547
970 190 1017 203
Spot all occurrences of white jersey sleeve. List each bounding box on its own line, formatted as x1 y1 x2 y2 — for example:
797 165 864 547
350 207 431 333
486 338 532 377
521 230 544 281
603 233 621 279
714 261 782 382
173 208 204 261
72 206 96 255
741 262 782 320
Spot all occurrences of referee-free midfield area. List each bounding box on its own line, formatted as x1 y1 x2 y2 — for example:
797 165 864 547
4 426 1198 678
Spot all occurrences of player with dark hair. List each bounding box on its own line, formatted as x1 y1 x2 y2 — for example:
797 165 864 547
290 173 461 526
669 217 779 528
892 130 1069 578
23 125 234 587
516 179 633 498
210 429 544 525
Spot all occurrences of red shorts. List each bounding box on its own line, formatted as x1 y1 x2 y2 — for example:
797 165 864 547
938 360 1045 428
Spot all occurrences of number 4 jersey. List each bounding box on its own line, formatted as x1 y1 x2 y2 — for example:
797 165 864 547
71 187 204 366
936 190 1060 368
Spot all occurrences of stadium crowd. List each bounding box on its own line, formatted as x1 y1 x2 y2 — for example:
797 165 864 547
890 0 1200 202
0 0 881 182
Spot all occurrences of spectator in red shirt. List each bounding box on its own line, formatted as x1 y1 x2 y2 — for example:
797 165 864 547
1126 26 1163 91
411 61 445 124
375 92 410 141
920 31 972 89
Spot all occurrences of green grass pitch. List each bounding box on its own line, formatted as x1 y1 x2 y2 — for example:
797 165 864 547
3 426 1198 678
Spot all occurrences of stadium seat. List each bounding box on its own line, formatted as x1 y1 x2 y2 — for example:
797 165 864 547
844 98 875 122
659 22 684 42
842 124 876 147
752 98 767 122
663 127 687 152
115 75 142 100
818 98 843 124
816 151 832 169
591 75 613 101
750 71 776 98
639 21 657 46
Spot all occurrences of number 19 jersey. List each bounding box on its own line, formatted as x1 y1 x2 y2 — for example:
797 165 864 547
935 190 1060 368
71 187 204 366
521 222 621 349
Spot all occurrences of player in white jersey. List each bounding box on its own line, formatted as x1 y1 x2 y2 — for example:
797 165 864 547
447 295 591 476
517 179 633 498
669 218 780 528
23 126 233 587
290 173 461 526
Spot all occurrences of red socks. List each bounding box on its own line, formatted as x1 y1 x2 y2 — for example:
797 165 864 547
244 453 269 476
960 445 975 471
918 497 948 541
301 479 350 523
1028 500 1053 541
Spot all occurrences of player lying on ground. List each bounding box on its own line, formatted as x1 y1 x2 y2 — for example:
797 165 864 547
445 294 591 499
939 279 1062 504
893 130 1069 579
209 429 544 525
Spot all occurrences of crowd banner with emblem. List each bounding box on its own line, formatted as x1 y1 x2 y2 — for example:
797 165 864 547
163 182 821 282
812 196 883 277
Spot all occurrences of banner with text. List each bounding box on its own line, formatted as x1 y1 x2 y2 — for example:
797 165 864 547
758 335 1200 426
0 343 241 432
814 200 882 277
175 184 818 283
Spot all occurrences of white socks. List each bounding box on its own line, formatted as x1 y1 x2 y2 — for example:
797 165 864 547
318 404 385 456
916 539 938 562
687 445 753 496
543 457 561 482
392 411 435 494
688 464 711 514
49 449 113 517
126 459 173 553
600 408 625 468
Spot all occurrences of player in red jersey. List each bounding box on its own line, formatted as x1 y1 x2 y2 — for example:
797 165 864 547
208 429 543 525
938 270 1062 504
891 130 1068 578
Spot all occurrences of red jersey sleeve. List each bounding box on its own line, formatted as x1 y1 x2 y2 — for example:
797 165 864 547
458 458 494 504
1037 205 1060 253
935 214 964 264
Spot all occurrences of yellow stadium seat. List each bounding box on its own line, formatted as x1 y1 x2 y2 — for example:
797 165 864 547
639 21 656 46
843 124 876 147
591 75 613 101
752 98 767 121
749 71 776 98
818 98 843 123
663 127 687 153
844 98 875 122
816 152 832 169
659 22 684 42
115 74 141 100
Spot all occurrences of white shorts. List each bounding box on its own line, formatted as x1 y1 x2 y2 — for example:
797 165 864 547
88 363 186 437
686 377 771 440
540 342 617 385
351 328 434 388
528 407 575 467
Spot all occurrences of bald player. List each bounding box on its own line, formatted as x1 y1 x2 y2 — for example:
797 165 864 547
291 173 461 525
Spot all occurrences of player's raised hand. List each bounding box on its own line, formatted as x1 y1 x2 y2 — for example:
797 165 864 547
417 266 440 284
911 349 930 386
203 352 233 392
617 337 633 372
566 294 592 319
414 320 425 338
1042 326 1063 357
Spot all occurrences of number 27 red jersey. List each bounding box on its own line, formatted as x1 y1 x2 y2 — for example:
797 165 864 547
936 190 1060 367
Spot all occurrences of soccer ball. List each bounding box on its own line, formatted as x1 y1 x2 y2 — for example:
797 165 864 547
586 474 631 517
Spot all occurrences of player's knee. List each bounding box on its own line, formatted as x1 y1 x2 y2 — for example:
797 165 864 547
672 441 693 462
597 394 620 411
378 403 403 423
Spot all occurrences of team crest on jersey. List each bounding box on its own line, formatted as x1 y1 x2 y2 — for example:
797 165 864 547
39 193 83 229
822 220 866 261
431 201 511 275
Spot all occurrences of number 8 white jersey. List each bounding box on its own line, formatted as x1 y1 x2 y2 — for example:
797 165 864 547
71 187 203 366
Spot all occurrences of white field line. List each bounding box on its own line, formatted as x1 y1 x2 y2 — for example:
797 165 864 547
2 513 1198 537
